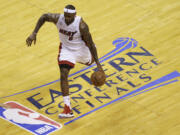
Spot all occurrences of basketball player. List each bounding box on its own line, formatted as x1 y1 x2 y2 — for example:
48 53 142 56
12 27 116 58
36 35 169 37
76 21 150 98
26 5 104 118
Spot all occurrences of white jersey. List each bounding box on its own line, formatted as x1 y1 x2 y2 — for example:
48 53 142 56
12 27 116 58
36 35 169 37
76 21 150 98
56 14 87 50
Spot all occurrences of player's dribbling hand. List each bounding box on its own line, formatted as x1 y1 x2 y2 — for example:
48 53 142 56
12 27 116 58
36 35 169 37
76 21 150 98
97 64 105 73
26 33 37 47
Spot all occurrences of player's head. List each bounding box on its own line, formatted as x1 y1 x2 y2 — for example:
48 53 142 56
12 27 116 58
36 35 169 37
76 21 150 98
64 5 76 23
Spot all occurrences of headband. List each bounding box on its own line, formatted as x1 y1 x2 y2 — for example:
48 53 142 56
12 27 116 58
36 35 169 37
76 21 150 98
64 8 76 13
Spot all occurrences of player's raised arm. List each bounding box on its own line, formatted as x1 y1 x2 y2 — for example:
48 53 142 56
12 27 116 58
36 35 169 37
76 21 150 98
26 13 60 46
79 19 103 71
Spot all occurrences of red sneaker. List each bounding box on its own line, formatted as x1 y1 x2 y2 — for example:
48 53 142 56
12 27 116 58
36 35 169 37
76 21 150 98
59 104 74 118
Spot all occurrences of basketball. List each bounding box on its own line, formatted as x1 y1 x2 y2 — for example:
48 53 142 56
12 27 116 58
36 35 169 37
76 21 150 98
90 71 106 86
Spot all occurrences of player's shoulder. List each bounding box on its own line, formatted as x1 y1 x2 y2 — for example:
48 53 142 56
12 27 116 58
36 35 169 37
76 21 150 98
79 18 89 30
44 13 60 24
47 13 60 18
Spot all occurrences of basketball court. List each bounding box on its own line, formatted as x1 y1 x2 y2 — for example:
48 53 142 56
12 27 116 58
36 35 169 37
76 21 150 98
0 0 179 135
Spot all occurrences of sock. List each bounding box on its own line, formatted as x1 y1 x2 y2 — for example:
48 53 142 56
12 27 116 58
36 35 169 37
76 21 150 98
63 96 71 108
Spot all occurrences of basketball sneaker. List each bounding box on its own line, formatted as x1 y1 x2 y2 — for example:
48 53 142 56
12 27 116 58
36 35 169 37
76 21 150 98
59 104 74 118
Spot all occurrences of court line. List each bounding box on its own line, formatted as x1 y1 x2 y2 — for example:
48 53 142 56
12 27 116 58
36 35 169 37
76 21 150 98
64 78 179 125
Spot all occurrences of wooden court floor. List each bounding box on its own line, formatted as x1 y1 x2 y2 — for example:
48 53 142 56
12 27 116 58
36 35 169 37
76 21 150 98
0 0 180 135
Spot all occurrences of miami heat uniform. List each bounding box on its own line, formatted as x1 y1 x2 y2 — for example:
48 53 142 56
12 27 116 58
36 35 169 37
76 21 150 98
56 14 92 68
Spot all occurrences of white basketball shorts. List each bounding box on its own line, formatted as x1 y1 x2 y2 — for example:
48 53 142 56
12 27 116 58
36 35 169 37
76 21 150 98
57 43 93 68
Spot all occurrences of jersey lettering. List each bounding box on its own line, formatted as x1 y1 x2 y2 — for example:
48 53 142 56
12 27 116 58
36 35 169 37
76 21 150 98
59 28 77 40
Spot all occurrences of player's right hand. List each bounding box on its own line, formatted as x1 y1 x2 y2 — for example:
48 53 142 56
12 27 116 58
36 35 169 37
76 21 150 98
26 33 37 46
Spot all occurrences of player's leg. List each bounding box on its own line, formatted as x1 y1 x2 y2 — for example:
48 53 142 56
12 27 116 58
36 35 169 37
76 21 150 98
58 64 74 118
57 43 76 118
76 46 95 66
60 65 70 96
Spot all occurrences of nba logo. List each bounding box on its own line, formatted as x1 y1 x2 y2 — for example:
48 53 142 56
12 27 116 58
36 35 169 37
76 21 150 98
0 101 62 135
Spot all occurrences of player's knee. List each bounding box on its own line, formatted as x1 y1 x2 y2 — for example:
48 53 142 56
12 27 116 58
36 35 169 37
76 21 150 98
59 64 73 70
60 66 70 79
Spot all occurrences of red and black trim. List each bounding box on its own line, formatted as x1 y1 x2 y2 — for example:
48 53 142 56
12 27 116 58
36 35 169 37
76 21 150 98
57 42 75 68
57 43 62 62
58 60 75 68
